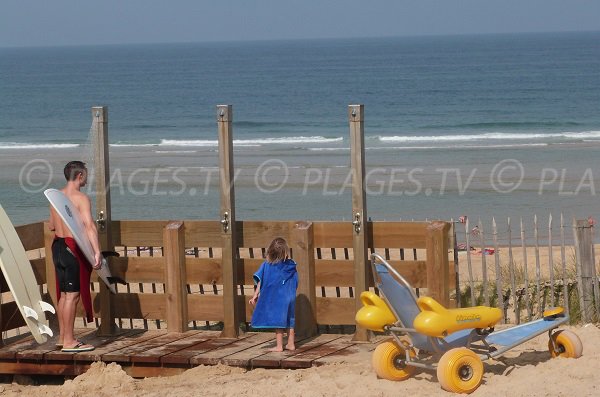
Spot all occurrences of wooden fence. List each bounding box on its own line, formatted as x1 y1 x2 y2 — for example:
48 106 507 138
455 215 600 324
1 219 454 344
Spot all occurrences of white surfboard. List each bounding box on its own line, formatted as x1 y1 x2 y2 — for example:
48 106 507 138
0 204 55 344
44 188 118 294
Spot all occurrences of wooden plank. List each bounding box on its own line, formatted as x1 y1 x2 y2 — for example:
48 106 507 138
0 301 26 332
492 218 505 322
102 331 194 363
315 260 355 286
12 329 94 361
251 334 341 368
281 335 355 368
92 106 115 335
237 221 292 247
314 259 428 288
574 219 596 322
190 332 274 365
508 218 518 323
426 221 451 307
184 221 222 247
478 218 490 306
0 334 36 359
187 295 224 321
8 329 95 361
349 104 369 342
92 292 166 319
371 222 428 249
312 222 353 247
218 105 239 338
237 258 263 284
560 214 570 318
313 342 365 365
187 257 264 285
521 218 532 321
0 274 10 293
316 297 355 325
130 330 209 363
220 335 307 368
292 221 317 337
29 258 46 285
15 222 45 251
44 222 58 306
161 333 253 365
112 220 168 247
76 329 163 362
164 221 187 332
388 260 429 288
111 256 165 283
0 361 91 376
123 365 188 378
186 257 222 284
40 328 115 362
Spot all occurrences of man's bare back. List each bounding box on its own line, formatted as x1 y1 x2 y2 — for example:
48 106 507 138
49 188 93 239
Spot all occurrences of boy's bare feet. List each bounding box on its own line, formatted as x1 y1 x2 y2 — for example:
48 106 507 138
269 347 284 352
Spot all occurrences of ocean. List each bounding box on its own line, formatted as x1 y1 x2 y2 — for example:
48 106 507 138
1 32 600 226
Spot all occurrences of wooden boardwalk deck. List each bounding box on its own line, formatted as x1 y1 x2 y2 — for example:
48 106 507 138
0 329 372 378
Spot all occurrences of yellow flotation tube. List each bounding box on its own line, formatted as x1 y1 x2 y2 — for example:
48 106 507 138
413 296 502 337
355 291 397 332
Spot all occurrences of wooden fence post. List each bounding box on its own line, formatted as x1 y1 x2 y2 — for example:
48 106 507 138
43 221 59 332
217 105 240 338
573 219 597 322
43 222 58 306
291 221 317 337
349 104 370 342
91 106 115 335
426 221 451 307
163 221 188 332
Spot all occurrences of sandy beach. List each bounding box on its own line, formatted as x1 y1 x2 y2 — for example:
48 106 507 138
0 324 597 397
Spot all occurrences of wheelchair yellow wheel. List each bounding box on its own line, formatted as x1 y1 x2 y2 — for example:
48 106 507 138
549 330 583 358
437 348 484 394
371 340 415 381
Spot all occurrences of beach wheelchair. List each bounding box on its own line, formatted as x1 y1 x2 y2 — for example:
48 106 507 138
356 253 583 394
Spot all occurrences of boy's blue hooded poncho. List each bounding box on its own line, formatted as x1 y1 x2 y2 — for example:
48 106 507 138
250 258 298 329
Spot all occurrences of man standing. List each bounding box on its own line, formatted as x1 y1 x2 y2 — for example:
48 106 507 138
49 161 101 352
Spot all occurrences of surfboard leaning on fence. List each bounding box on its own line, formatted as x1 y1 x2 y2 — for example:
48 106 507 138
0 204 55 344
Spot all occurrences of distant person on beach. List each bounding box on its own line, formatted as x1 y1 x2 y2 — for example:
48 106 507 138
249 237 298 352
48 161 101 353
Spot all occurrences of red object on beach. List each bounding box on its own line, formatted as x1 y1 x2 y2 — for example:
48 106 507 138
459 215 467 224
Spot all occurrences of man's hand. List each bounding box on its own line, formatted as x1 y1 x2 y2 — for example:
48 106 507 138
249 295 258 305
93 252 102 270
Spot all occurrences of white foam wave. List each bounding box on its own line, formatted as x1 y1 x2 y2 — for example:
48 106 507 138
0 142 80 149
378 131 600 143
154 150 198 154
366 143 548 150
160 136 343 147
110 143 158 147
308 147 350 151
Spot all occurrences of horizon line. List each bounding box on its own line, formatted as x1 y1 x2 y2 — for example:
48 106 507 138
1 29 599 50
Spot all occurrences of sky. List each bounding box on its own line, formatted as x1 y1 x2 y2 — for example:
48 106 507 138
1 0 600 47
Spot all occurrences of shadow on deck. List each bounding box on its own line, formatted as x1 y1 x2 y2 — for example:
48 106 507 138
0 329 374 378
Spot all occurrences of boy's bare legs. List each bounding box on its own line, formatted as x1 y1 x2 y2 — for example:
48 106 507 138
270 329 284 352
286 328 295 351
